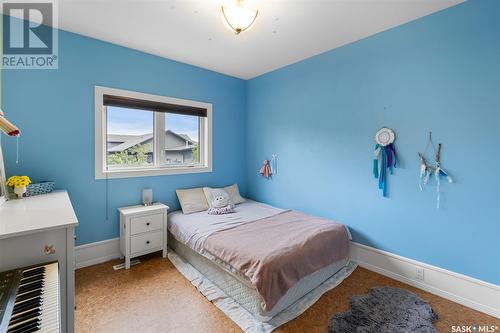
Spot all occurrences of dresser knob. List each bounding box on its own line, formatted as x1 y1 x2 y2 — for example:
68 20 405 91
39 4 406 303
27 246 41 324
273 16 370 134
146 222 150 226
44 245 56 255
146 241 150 244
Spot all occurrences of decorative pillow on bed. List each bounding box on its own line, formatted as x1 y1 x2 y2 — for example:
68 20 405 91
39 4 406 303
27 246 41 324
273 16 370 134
224 184 245 205
203 187 234 215
203 184 244 206
203 187 234 208
176 187 209 214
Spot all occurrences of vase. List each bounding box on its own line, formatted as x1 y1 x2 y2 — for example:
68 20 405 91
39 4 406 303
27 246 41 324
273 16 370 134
14 186 26 198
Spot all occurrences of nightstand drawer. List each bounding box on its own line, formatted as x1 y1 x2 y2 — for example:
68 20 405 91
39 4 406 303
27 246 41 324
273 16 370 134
130 231 163 254
130 214 163 235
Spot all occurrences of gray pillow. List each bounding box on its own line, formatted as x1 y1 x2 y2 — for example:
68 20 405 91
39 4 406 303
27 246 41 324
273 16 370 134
203 187 234 209
224 184 245 205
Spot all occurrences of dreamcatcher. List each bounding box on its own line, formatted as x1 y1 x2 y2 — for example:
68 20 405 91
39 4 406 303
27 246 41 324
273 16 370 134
418 132 453 208
373 127 398 197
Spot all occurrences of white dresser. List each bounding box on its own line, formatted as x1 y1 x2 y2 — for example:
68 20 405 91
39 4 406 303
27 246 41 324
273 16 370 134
0 191 78 333
118 203 169 269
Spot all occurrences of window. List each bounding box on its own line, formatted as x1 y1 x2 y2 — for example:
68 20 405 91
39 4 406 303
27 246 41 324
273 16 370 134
95 86 212 179
164 113 200 165
106 106 154 168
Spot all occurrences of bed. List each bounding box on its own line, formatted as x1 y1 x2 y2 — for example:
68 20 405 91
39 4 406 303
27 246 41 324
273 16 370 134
167 199 353 327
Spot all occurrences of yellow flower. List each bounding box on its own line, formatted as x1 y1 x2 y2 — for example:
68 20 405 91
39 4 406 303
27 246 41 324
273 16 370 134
6 175 31 188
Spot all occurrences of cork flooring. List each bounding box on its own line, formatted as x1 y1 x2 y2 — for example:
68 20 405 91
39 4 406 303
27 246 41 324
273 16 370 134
75 253 499 333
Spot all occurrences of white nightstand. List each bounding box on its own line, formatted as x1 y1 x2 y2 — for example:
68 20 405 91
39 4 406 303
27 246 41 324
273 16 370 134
118 203 169 269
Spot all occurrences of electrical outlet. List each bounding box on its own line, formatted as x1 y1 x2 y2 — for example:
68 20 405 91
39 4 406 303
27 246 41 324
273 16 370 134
416 267 425 281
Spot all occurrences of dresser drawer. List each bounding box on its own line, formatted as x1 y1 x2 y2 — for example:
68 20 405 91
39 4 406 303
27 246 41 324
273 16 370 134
130 214 163 235
130 231 163 255
0 228 67 271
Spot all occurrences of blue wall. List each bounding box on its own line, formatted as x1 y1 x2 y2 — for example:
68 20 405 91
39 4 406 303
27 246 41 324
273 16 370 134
246 0 500 284
2 30 247 246
2 0 499 284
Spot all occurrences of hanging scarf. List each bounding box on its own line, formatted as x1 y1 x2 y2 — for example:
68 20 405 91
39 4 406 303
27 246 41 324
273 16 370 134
260 160 272 179
373 143 398 197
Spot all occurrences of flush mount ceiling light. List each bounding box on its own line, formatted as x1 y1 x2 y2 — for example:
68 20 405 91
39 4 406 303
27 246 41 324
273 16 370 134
221 0 259 35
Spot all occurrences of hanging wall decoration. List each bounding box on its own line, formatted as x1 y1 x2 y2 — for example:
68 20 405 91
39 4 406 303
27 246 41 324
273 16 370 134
259 159 272 179
373 127 398 197
271 154 278 175
418 132 453 208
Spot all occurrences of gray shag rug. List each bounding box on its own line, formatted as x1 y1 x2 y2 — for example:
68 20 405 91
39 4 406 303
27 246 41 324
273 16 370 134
329 286 438 333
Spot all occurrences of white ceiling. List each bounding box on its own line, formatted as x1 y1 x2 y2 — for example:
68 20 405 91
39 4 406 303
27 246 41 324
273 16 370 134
19 0 465 79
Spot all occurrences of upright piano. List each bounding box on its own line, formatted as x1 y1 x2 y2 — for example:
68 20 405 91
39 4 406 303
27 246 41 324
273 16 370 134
0 191 78 333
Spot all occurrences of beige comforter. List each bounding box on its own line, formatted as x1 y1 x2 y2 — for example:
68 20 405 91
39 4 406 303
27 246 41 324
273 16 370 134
203 210 349 311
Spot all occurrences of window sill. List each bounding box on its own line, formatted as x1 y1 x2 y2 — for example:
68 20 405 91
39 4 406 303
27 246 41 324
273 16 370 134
95 165 212 179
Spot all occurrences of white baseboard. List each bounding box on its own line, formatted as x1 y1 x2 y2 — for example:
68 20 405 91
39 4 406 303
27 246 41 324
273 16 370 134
74 237 499 318
350 241 500 319
75 238 120 269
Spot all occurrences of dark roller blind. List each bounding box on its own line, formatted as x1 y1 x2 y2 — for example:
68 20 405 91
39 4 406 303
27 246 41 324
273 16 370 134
103 94 207 117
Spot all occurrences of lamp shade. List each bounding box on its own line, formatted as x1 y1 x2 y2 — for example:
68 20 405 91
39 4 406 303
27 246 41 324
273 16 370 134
221 1 258 35
142 188 153 206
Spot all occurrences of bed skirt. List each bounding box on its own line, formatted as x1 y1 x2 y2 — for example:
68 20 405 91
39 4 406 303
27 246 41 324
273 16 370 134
167 240 357 333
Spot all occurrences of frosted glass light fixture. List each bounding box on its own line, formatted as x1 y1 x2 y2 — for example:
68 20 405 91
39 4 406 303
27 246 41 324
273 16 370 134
221 0 259 35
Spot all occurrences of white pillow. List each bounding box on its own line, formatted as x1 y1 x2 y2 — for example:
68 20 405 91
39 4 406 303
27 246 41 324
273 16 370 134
176 187 209 214
224 184 245 205
203 187 234 209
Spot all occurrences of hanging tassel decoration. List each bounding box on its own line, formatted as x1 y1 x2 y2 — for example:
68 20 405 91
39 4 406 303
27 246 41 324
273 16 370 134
434 144 453 208
259 160 272 179
373 146 380 179
419 134 453 208
418 153 433 191
373 143 398 197
271 154 278 175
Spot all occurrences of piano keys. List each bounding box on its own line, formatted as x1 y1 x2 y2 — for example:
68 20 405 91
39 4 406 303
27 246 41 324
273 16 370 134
0 191 77 332
0 262 60 333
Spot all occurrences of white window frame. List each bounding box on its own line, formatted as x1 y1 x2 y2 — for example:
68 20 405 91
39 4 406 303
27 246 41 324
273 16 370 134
95 86 212 179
